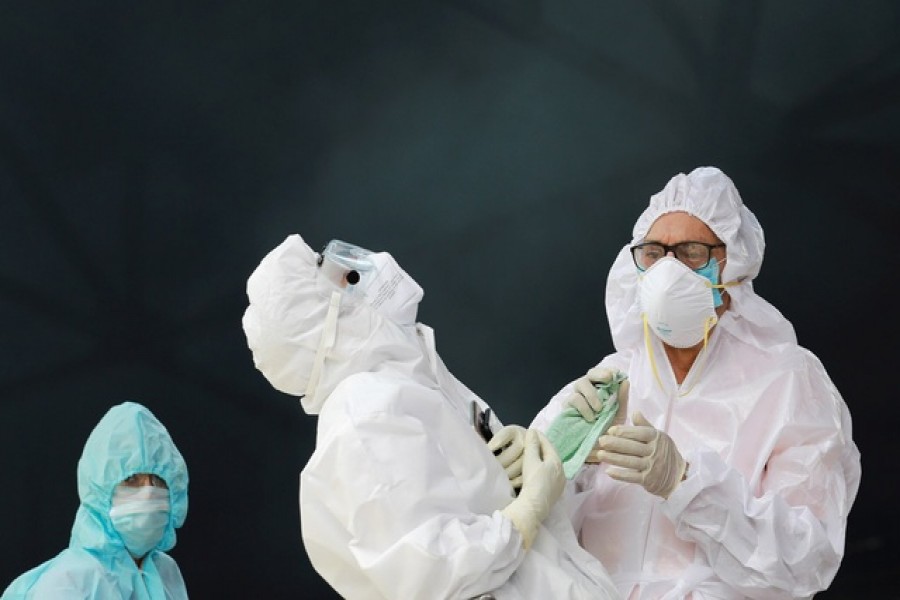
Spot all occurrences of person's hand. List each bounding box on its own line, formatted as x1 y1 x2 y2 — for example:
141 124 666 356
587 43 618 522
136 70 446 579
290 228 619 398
488 425 526 490
566 368 630 465
500 430 565 549
595 411 686 498
565 367 629 425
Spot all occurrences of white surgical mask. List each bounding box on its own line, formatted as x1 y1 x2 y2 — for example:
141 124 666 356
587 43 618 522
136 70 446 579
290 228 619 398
109 485 170 558
639 257 718 348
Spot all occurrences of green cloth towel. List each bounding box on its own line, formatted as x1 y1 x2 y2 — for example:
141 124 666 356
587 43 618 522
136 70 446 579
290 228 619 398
546 372 626 479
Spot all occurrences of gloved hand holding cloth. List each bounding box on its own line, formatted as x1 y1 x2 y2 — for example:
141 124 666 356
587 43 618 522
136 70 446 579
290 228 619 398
568 367 630 426
546 368 628 478
596 411 686 498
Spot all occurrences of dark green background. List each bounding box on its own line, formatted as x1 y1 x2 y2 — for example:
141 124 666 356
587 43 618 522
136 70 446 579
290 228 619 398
1 2 895 597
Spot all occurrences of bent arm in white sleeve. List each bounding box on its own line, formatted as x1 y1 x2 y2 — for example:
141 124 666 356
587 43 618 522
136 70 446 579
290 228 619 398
661 356 861 599
302 379 525 600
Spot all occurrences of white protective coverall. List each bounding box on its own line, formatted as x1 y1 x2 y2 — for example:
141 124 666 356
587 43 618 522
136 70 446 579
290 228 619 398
242 234 620 600
532 167 861 600
2 402 189 600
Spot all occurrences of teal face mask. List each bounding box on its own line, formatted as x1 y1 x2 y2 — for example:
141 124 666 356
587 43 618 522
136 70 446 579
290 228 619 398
695 258 724 308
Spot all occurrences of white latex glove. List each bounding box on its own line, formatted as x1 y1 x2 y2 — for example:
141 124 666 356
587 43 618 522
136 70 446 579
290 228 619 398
566 368 630 465
500 429 565 549
488 425 526 490
595 411 686 498
565 367 629 426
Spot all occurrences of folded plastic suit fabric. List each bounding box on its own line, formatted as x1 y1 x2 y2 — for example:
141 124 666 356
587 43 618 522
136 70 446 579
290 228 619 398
545 373 625 479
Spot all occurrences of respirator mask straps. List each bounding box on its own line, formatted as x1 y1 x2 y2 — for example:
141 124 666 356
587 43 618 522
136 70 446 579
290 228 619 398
706 278 741 302
642 312 717 396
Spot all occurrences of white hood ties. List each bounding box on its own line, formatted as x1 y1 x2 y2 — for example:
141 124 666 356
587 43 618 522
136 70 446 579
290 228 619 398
303 290 342 412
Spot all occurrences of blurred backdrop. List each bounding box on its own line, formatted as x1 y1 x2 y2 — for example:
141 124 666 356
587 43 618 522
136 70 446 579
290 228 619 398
0 2 896 598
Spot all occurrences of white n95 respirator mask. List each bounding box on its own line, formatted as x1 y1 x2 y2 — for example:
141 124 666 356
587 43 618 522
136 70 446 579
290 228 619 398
639 257 718 348
109 485 170 558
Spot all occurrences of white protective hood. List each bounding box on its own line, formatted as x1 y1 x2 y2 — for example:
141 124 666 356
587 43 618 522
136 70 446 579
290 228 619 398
605 166 796 352
242 234 425 415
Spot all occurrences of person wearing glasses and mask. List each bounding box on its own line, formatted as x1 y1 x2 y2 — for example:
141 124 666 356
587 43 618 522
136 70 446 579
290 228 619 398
532 166 860 599
241 234 620 599
2 402 189 600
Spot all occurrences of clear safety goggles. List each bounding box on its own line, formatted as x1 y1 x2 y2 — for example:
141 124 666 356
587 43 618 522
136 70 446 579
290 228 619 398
316 239 377 295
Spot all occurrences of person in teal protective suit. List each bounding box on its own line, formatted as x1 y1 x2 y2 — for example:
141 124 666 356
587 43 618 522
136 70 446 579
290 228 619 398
1 401 189 600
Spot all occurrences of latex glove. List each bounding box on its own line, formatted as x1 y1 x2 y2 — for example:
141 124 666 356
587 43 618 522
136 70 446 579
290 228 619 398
567 368 630 465
488 424 526 490
500 429 565 549
595 411 686 498
565 367 629 426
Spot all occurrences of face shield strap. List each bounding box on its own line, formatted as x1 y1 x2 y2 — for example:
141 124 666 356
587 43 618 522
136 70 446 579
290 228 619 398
641 313 715 397
304 291 342 404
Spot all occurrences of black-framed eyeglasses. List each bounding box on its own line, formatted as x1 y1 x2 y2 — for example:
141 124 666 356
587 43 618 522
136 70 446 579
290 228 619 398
630 241 725 271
